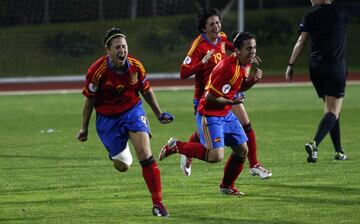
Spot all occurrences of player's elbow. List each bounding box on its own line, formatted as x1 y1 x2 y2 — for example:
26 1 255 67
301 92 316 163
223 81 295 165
180 71 190 80
180 66 192 79
180 73 187 80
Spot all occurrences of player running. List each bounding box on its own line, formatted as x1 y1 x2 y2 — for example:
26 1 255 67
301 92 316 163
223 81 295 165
160 31 262 195
179 8 271 179
76 28 174 217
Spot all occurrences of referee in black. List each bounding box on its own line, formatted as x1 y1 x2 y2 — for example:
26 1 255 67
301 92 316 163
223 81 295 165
285 0 359 163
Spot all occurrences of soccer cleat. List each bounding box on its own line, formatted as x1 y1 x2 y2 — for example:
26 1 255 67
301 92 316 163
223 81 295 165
159 138 178 161
152 202 169 217
180 155 192 176
305 141 318 163
219 184 245 196
334 152 347 161
249 164 272 179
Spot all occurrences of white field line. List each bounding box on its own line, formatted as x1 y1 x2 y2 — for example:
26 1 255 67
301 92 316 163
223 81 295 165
1 81 360 96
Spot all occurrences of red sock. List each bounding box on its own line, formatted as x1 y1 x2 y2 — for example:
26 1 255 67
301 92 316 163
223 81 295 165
188 131 200 143
176 141 208 161
243 123 258 168
141 157 162 205
221 153 245 187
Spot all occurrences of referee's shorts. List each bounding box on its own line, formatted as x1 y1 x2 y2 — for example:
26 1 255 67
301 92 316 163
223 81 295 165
309 59 346 98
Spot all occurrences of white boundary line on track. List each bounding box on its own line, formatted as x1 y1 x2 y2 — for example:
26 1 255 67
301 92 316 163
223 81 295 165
0 73 180 84
1 81 360 96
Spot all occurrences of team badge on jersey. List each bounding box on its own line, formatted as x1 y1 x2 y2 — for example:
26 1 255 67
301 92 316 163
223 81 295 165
116 84 124 94
88 83 98 93
129 72 138 85
183 56 192 65
222 84 231 94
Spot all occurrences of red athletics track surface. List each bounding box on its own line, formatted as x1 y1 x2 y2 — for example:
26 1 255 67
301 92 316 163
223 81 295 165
0 73 359 92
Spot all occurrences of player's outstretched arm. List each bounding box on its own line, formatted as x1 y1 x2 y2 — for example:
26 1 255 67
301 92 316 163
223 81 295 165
77 98 95 142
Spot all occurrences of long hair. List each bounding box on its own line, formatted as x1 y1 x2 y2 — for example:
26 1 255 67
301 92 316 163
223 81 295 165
197 8 220 34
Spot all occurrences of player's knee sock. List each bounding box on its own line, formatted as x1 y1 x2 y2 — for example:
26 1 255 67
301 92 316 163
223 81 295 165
314 112 337 146
185 132 200 163
188 131 200 143
220 153 245 187
176 141 209 161
243 123 258 168
330 118 343 153
140 156 162 205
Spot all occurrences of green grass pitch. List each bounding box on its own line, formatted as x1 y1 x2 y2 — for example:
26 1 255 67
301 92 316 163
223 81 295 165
1 84 360 223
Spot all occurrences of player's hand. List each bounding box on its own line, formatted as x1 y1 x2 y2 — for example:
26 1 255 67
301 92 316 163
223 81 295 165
285 65 294 82
158 112 174 124
77 128 88 142
254 67 262 82
201 49 215 64
232 97 244 105
252 55 262 66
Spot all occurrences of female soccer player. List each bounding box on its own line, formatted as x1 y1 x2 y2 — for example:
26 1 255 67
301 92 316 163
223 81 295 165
160 32 263 195
76 27 174 217
179 8 271 179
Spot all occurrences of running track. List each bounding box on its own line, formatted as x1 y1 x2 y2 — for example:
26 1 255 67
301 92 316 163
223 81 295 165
0 73 359 93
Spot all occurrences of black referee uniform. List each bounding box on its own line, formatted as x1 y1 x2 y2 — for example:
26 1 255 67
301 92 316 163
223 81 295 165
298 3 360 98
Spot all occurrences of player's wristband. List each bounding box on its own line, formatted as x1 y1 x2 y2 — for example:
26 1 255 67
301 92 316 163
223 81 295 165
288 63 294 67
158 112 174 124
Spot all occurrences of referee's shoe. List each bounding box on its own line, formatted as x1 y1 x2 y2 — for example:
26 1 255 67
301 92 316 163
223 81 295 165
334 151 347 161
305 141 318 163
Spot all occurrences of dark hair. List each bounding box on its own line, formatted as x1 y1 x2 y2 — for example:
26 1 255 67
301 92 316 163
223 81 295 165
104 27 126 48
197 8 221 34
232 31 255 49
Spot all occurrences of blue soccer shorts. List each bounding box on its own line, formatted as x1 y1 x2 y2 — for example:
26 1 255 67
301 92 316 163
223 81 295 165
195 111 248 149
96 101 150 157
193 98 199 115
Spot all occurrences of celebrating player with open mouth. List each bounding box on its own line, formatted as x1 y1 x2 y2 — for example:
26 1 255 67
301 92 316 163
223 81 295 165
178 8 271 179
160 31 263 196
77 27 174 217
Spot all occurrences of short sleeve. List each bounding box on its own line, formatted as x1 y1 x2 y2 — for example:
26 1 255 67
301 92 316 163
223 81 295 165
135 61 150 93
298 13 310 34
82 61 106 98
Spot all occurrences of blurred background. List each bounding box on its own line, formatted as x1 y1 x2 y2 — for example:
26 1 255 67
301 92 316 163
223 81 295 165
0 0 359 78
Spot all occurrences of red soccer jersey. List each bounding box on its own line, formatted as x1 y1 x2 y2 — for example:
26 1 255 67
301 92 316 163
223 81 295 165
197 54 251 117
180 32 234 101
82 55 150 116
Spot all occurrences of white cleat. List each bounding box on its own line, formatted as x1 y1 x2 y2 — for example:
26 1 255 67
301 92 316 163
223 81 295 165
180 155 192 176
249 164 272 180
